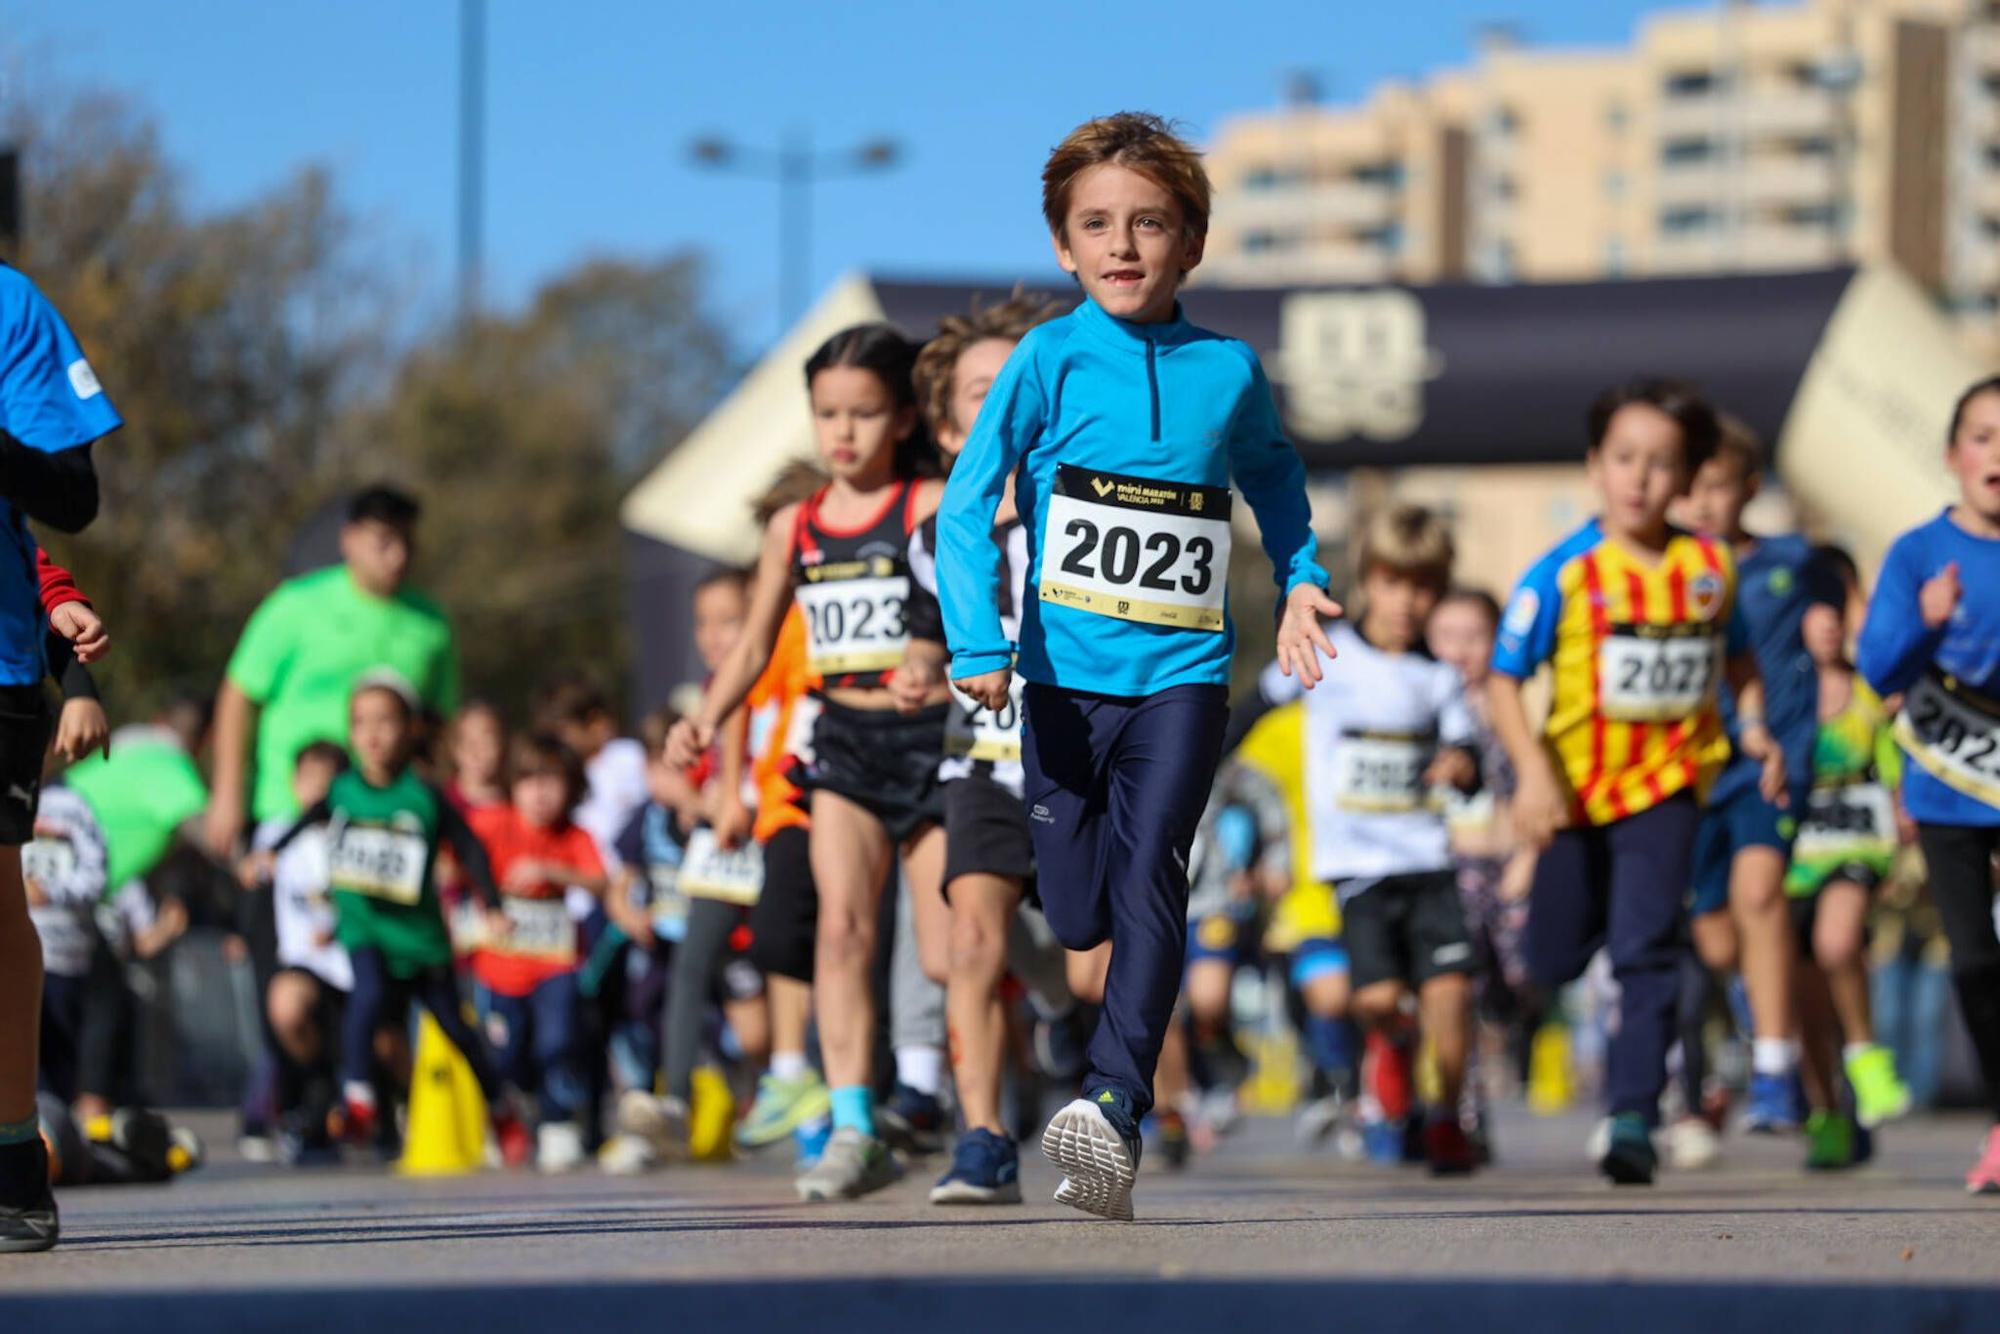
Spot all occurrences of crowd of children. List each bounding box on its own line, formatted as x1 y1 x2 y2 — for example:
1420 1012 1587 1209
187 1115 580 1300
20 113 2000 1246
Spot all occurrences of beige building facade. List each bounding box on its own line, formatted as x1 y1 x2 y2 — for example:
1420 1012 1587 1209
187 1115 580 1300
1206 0 2000 329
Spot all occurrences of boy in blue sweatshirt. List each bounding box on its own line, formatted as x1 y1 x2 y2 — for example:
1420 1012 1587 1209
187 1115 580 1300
1858 374 2000 1193
931 112 1337 1220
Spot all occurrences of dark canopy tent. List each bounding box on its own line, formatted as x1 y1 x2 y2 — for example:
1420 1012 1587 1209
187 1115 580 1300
624 267 1862 714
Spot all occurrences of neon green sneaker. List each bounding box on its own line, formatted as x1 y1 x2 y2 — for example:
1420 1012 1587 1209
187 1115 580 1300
736 1068 833 1150
1804 1109 1857 1172
1844 1044 1913 1129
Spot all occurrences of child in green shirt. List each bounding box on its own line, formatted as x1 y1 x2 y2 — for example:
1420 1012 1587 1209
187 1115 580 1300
255 672 521 1160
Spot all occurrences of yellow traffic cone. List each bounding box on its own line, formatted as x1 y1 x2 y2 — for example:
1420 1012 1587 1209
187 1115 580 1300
1239 1029 1301 1115
1526 1022 1576 1116
688 1065 735 1163
397 1011 488 1176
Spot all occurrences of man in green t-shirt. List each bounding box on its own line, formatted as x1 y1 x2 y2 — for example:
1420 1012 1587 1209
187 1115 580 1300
65 710 210 893
202 487 460 858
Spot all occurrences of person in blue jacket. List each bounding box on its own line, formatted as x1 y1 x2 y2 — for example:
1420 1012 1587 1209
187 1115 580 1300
0 263 119 1253
930 112 1338 1220
1859 374 2000 1194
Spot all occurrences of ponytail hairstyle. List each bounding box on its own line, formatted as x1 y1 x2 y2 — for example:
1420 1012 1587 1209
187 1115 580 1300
803 323 941 480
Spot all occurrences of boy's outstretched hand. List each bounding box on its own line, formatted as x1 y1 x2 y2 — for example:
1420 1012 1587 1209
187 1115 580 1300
664 716 714 771
1275 582 1342 688
953 667 1013 714
50 602 109 663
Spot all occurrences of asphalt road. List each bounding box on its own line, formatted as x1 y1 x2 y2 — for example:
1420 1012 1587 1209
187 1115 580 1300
3 1105 1999 1332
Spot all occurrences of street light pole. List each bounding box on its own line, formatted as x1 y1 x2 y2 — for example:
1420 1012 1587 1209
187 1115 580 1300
690 131 902 336
457 0 486 323
781 126 810 332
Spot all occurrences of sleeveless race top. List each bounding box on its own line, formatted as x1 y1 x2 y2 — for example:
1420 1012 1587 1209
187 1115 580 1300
791 480 923 691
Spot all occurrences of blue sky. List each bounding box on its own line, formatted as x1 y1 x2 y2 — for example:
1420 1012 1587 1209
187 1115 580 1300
5 0 1665 349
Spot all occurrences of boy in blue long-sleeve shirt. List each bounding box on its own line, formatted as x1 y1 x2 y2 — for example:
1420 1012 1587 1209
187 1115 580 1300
930 112 1338 1220
1858 374 2000 1194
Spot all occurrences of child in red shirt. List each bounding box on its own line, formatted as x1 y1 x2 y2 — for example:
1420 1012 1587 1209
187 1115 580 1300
468 733 608 1171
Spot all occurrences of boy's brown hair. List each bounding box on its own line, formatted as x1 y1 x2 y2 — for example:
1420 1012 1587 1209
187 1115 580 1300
1709 412 1763 480
1357 503 1455 591
1586 377 1721 475
913 290 1063 435
1042 112 1212 242
510 731 587 812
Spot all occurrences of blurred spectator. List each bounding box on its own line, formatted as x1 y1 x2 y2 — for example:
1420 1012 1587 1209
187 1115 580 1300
203 485 459 858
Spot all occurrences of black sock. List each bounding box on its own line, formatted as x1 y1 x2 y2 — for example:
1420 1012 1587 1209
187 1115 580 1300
1952 962 2000 1122
0 1138 48 1206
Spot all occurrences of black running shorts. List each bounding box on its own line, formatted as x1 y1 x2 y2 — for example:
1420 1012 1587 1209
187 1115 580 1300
800 698 946 846
0 684 50 847
942 772 1035 897
1340 869 1475 991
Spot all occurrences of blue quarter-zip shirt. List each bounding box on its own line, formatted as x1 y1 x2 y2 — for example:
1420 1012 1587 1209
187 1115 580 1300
936 297 1327 697
1859 509 2000 826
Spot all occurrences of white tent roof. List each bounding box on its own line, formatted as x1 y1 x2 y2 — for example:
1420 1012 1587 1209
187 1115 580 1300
620 273 886 564
1776 263 1975 571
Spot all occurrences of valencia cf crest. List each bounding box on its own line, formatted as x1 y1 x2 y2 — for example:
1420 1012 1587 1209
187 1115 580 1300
1690 571 1724 620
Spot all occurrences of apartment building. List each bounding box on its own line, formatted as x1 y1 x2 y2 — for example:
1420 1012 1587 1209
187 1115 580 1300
1206 0 2000 324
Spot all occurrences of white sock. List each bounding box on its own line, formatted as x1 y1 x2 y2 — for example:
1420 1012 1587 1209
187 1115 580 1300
770 1050 808 1081
1752 1037 1798 1076
895 1044 945 1095
1843 1042 1874 1063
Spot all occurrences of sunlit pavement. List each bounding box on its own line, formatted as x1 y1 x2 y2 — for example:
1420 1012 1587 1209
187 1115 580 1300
3 1105 1998 1332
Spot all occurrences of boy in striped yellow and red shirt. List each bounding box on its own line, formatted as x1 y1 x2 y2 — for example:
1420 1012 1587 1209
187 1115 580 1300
1488 378 1786 1186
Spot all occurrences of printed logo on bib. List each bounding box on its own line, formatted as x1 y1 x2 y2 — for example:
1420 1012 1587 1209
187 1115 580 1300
328 820 427 905
1332 731 1432 813
1039 464 1231 631
490 897 577 965
679 827 765 905
22 836 77 895
1794 781 1897 864
1896 670 2000 807
796 560 909 676
945 677 1024 764
1599 623 1720 723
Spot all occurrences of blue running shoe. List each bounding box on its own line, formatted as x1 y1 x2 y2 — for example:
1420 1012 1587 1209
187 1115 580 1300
1742 1072 1805 1135
1362 1118 1404 1164
1032 1007 1092 1084
930 1128 1023 1205
794 1114 832 1168
878 1083 947 1156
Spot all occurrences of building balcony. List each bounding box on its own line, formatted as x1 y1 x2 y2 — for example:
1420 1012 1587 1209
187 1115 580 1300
1201 243 1398 287
1655 160 1729 206
1654 88 1838 142
1739 156 1840 205
1648 221 1842 274
1951 228 2000 290
1211 179 1401 231
1737 220 1846 268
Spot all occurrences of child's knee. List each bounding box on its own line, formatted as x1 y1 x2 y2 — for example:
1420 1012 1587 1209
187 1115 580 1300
1352 980 1406 1025
817 910 876 971
1039 895 1106 952
948 915 1006 982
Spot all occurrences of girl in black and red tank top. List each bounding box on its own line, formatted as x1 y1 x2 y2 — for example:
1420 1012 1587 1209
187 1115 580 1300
665 323 952 1201
791 477 926 692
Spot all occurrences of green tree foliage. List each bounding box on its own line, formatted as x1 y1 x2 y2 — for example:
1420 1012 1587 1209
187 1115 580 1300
6 90 732 721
